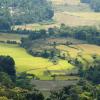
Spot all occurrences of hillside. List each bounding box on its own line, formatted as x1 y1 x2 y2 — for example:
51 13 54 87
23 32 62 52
14 0 100 31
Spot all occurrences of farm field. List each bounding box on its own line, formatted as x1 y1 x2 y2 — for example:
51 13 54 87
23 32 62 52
57 44 100 57
67 12 100 20
57 44 100 64
0 33 27 42
54 12 100 26
49 0 80 5
0 43 74 80
0 41 100 80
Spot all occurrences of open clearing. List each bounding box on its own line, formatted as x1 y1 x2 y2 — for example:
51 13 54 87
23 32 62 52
0 43 74 80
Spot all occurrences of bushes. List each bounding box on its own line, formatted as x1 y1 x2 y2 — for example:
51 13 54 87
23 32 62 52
6 40 19 44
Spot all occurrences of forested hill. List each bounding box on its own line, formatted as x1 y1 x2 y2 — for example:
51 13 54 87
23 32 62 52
0 0 54 27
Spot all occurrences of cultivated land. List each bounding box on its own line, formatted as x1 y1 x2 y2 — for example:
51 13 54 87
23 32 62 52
0 43 74 80
0 28 100 81
49 0 80 5
0 39 100 80
54 12 100 26
0 33 27 42
0 0 100 81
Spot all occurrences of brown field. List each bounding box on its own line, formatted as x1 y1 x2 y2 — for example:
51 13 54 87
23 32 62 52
49 0 80 5
76 44 100 55
53 12 100 26
57 44 100 62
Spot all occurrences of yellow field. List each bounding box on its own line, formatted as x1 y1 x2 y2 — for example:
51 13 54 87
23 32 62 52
0 43 74 79
57 44 100 61
76 44 100 55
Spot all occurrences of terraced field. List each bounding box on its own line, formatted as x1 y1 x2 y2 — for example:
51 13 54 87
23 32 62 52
57 44 100 68
0 43 74 80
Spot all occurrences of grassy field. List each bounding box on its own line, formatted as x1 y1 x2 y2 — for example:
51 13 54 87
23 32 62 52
0 43 74 80
0 33 27 42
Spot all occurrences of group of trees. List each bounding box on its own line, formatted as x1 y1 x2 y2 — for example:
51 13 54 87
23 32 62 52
0 56 16 82
0 0 54 30
55 25 100 45
47 79 100 100
21 24 100 47
80 0 100 12
79 55 100 84
0 55 45 100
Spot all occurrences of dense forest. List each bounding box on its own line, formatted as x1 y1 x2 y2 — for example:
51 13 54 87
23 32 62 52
0 0 54 30
80 0 100 12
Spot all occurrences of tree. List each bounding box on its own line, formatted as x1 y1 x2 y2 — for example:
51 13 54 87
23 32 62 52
0 72 14 88
0 56 16 82
26 89 44 100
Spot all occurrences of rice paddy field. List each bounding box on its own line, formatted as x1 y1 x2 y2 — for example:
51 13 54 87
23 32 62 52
0 41 100 80
0 43 74 80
